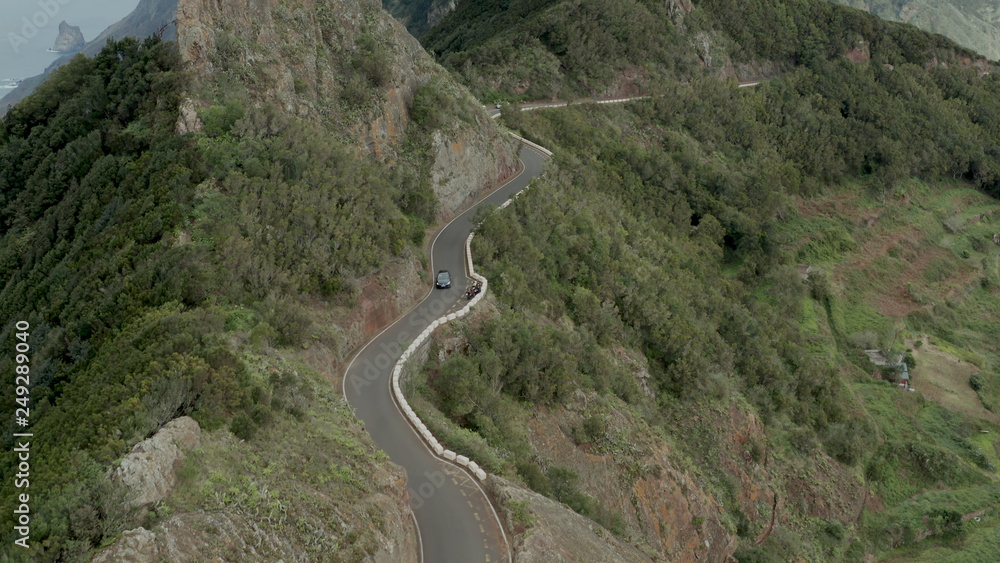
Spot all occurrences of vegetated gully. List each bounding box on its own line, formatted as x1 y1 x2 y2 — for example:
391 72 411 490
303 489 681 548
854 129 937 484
343 144 546 563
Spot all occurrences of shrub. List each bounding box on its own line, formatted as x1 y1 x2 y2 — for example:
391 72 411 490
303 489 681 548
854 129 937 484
509 500 536 528
230 412 258 440
824 420 869 465
200 99 245 137
352 34 391 88
825 520 846 540
582 414 606 444
927 508 965 540
517 461 550 495
846 331 879 350
789 427 817 454
340 72 370 107
969 373 985 392
263 299 313 347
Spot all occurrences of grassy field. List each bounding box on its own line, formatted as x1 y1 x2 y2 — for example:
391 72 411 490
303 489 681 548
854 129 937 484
907 337 999 424
782 179 1000 557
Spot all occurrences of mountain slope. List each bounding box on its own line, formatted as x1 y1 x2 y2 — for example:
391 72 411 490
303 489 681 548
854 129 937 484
418 0 984 103
421 0 701 101
830 0 1000 61
406 0 1000 560
0 36 426 562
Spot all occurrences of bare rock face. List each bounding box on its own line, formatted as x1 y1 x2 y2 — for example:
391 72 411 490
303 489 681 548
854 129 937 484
667 0 694 22
430 124 518 219
114 416 201 507
425 0 456 29
175 98 203 134
53 21 85 52
488 476 654 563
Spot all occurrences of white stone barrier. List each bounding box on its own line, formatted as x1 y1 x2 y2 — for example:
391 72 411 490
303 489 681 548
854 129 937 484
388 132 552 483
509 133 553 157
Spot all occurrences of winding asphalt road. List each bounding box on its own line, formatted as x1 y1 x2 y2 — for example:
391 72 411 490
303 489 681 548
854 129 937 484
343 82 762 562
344 145 547 563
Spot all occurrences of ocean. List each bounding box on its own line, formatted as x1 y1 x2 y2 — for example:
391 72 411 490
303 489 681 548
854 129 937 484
0 0 141 88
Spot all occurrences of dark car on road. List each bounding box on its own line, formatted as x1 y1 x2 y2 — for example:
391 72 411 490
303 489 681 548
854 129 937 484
435 270 452 289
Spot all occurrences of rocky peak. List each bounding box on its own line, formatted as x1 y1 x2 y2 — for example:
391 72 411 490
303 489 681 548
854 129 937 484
667 0 694 23
53 21 85 52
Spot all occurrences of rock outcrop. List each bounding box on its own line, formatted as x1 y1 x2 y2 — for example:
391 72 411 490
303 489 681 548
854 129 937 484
175 98 203 134
425 0 457 29
94 422 419 563
114 416 201 507
52 21 85 52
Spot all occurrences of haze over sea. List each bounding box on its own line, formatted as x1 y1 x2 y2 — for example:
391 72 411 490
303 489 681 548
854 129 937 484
0 0 139 87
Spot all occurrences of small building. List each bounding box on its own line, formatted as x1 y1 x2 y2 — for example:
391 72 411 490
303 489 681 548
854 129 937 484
898 362 910 388
864 349 910 388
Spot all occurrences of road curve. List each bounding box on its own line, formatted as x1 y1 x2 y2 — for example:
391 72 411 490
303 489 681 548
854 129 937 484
486 80 763 118
344 145 547 563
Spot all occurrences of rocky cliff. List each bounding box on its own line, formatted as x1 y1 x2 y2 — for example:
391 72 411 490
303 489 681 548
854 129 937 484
520 392 739 561
383 0 457 37
113 417 201 508
52 21 85 52
175 0 515 218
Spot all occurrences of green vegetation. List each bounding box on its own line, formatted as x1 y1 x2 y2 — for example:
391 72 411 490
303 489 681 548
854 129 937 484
166 350 395 562
420 0 983 105
422 0 700 100
411 0 1000 557
0 35 434 560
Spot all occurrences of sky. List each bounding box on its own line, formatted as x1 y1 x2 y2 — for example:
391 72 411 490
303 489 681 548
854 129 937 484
0 0 140 81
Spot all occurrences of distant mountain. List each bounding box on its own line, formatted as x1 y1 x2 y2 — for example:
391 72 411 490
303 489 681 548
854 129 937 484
383 0 457 38
0 0 178 115
830 0 1000 60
